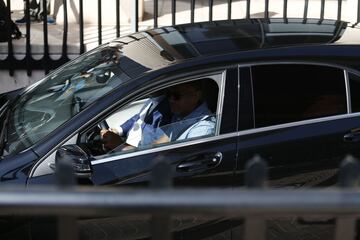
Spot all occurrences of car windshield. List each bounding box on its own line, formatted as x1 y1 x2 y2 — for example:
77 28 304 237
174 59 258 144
4 44 136 156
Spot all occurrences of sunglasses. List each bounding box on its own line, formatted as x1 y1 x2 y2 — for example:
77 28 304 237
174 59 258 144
166 90 197 101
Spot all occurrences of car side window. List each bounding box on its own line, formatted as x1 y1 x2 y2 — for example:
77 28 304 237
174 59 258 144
252 64 347 128
349 72 360 113
83 77 220 158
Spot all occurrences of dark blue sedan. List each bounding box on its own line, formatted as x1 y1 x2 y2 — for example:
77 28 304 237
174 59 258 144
1 18 360 190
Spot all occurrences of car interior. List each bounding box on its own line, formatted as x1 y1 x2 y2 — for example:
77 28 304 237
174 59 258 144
80 78 220 157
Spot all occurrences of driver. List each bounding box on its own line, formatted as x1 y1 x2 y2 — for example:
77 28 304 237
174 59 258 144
100 80 215 151
101 94 172 150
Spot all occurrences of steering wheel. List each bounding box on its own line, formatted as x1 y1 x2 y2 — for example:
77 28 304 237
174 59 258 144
86 120 109 155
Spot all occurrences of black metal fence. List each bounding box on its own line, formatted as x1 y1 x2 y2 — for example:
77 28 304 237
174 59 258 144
1 155 359 240
1 0 360 76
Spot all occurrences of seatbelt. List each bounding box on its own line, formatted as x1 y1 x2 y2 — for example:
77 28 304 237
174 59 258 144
126 102 153 147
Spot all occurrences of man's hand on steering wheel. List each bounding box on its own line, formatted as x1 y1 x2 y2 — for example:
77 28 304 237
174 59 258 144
100 128 124 150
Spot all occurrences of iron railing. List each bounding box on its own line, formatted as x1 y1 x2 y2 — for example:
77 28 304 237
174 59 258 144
1 155 360 240
1 0 360 76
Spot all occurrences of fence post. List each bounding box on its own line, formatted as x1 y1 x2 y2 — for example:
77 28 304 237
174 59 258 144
55 156 77 240
244 155 267 240
150 156 173 240
335 155 360 240
358 0 360 24
132 0 139 33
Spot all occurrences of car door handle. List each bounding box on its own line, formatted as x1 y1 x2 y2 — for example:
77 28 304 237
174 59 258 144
344 132 360 142
176 152 223 172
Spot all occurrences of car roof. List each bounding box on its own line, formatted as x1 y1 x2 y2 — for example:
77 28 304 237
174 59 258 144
108 18 360 78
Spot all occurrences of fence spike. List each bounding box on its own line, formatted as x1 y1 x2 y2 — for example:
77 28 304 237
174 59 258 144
336 156 358 240
55 149 77 240
151 156 172 240
339 155 360 188
55 154 75 188
244 155 267 240
150 156 173 189
245 155 268 188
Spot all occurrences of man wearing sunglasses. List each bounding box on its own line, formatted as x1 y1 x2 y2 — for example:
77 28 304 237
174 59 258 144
163 80 215 141
101 80 215 151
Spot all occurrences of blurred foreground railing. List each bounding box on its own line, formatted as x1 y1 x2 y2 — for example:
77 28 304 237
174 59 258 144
0 155 358 240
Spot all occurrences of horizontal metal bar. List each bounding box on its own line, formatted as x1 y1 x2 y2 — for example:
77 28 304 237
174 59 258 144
0 188 360 217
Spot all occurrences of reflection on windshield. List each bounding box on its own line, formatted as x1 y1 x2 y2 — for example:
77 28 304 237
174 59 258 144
4 45 133 156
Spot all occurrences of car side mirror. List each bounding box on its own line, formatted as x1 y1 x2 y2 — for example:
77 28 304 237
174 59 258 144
55 145 92 178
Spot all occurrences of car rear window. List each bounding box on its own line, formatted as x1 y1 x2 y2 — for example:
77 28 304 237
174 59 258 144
252 64 347 128
349 72 360 113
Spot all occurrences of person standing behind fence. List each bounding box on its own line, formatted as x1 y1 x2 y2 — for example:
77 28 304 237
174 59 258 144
0 0 22 42
51 0 79 24
15 0 56 24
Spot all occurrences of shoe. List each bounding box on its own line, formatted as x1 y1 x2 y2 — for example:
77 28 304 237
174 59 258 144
15 16 26 24
46 16 56 25
15 16 37 24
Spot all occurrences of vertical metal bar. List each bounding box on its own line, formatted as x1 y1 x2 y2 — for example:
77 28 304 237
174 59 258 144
244 155 267 240
246 0 251 19
154 0 158 28
42 0 49 74
358 0 360 23
25 0 32 76
264 0 269 19
116 0 120 37
303 0 309 22
62 0 68 60
335 218 356 240
320 0 325 21
191 0 195 23
337 0 342 21
150 158 172 191
58 217 78 240
228 0 232 20
283 0 288 20
5 0 14 76
55 156 76 187
98 0 102 45
245 219 266 240
209 0 213 21
172 0 176 25
79 0 85 54
150 157 173 240
335 155 360 240
132 0 139 33
56 147 77 240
